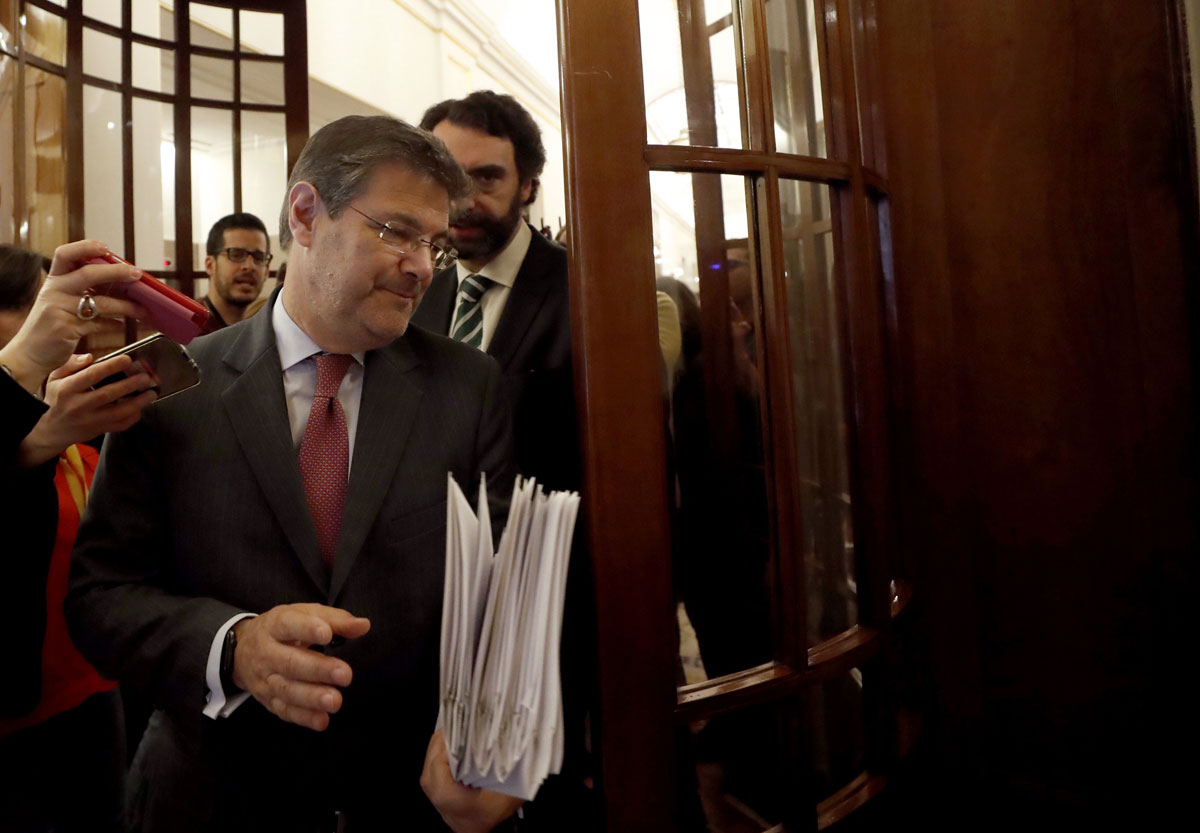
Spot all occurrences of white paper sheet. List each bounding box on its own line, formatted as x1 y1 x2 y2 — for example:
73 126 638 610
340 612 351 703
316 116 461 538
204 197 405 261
436 474 580 801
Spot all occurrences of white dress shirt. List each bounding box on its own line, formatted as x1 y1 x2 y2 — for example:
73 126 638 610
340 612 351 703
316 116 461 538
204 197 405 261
448 221 533 351
203 295 365 719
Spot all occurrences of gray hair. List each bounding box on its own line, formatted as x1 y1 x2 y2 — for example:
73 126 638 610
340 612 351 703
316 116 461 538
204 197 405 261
278 115 470 249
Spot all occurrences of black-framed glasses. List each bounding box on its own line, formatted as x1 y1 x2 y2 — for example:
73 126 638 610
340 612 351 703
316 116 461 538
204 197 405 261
217 247 273 266
347 205 459 270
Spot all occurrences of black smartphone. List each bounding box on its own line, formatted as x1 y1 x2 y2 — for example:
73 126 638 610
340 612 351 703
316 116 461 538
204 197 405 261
93 333 201 402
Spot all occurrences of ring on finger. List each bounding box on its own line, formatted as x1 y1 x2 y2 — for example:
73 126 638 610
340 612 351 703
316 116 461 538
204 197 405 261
76 293 98 321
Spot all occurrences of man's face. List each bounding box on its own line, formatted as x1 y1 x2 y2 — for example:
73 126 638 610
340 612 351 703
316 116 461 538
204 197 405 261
205 227 270 307
290 162 450 352
431 120 533 264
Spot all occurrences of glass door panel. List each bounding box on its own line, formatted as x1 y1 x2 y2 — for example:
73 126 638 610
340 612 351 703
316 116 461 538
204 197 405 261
651 170 774 682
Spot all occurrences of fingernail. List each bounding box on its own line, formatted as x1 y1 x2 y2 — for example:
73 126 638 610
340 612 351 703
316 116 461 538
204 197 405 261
128 268 141 279
322 692 337 709
333 666 351 686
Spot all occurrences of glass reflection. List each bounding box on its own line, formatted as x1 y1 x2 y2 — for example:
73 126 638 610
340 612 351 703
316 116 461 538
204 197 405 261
239 10 284 55
652 170 772 683
25 67 67 252
765 0 827 157
778 178 857 645
131 98 170 270
240 58 284 106
239 110 286 246
675 703 786 831
812 669 867 799
640 0 745 149
83 85 123 249
132 0 169 41
191 107 233 261
22 3 65 66
82 0 120 28
191 55 233 101
132 43 171 94
0 53 14 241
83 26 121 84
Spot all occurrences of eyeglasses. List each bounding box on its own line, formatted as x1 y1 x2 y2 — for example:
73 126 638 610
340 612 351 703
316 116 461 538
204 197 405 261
217 247 273 266
347 205 458 270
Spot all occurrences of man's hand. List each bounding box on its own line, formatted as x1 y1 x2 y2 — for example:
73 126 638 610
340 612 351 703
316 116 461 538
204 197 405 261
421 730 523 833
231 603 371 732
17 353 157 468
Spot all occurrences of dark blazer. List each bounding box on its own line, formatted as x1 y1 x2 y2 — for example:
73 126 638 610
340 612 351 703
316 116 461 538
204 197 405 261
65 301 515 832
2 372 55 718
411 227 579 492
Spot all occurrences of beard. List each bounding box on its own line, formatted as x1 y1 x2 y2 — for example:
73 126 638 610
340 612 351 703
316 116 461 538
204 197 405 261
448 192 524 263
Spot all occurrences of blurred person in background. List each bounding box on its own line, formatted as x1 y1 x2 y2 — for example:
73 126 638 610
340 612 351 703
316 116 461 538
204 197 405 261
0 241 157 833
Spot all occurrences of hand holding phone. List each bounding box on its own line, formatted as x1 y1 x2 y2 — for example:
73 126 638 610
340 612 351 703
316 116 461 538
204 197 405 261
93 334 201 403
84 252 211 344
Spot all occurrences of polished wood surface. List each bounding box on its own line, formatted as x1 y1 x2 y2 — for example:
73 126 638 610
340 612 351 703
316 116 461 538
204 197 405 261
558 0 678 829
876 0 1199 816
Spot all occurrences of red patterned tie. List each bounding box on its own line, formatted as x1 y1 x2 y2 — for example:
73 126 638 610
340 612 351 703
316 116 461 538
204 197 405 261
298 353 355 568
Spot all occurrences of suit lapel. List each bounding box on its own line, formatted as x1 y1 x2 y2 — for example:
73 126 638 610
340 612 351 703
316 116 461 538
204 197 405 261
329 339 423 602
413 268 456 334
487 229 555 371
220 312 328 595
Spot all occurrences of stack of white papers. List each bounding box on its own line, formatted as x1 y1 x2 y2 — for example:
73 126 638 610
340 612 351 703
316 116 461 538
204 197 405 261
438 473 581 801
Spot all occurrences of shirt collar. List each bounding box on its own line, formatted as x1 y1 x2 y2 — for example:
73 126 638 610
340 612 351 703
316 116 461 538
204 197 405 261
271 294 365 371
456 220 532 289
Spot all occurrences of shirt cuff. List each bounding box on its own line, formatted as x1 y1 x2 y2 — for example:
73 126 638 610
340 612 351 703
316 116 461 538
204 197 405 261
202 612 256 719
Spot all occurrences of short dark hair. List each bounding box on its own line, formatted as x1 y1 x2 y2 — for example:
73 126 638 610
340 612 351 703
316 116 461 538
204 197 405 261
206 212 270 256
419 90 546 205
0 244 49 310
279 115 470 249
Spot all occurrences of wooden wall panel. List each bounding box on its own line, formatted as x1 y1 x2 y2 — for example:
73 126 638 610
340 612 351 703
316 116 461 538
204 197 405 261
876 0 1198 818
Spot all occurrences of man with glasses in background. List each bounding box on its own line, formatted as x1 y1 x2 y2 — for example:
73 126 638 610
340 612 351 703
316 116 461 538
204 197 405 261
202 212 273 329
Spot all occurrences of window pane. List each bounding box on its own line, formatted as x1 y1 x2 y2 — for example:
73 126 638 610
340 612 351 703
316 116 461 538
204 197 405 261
240 58 283 106
812 669 867 800
0 53 14 241
765 0 827 157
26 67 67 252
192 55 233 101
82 0 120 28
83 26 121 84
239 9 283 56
778 178 857 645
652 170 773 682
23 3 66 66
83 85 124 251
240 110 286 250
191 106 232 272
132 43 170 93
189 3 233 49
640 0 745 149
676 702 789 830
132 98 171 271
133 0 169 40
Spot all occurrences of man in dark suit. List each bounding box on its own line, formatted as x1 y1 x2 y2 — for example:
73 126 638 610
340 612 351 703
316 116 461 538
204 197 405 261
66 116 522 833
414 91 578 493
415 92 594 831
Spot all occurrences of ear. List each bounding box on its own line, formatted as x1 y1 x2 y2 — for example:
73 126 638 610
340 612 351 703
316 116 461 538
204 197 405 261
203 254 216 277
519 178 534 206
288 181 322 249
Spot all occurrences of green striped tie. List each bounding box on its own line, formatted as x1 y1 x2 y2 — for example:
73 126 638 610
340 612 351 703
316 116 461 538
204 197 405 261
450 273 493 348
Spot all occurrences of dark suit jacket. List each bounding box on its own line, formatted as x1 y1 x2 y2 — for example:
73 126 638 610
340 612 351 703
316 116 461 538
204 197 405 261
65 302 515 832
2 372 55 718
411 227 579 492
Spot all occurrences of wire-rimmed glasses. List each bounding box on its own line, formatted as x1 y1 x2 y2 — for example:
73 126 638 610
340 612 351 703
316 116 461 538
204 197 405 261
347 205 458 270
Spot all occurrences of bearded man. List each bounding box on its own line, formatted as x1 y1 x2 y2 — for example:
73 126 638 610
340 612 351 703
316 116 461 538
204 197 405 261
414 91 578 493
